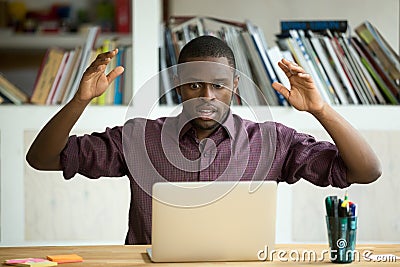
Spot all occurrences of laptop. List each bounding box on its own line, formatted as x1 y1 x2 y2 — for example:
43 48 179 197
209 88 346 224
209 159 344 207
147 180 277 262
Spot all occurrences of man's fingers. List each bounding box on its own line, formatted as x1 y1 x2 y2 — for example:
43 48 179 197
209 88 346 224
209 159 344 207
272 81 290 99
279 58 306 76
107 66 125 82
90 48 119 68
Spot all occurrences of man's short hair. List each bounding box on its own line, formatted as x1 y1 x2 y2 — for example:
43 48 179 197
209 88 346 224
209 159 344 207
178 35 236 69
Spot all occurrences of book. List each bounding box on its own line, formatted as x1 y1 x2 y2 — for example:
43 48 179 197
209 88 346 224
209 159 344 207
284 29 334 104
54 47 82 104
320 34 359 104
355 21 400 86
328 31 370 104
352 34 399 100
95 38 117 105
280 20 348 33
30 47 65 104
346 39 386 104
60 46 83 103
45 50 69 105
336 32 376 104
159 22 175 105
0 73 29 104
266 45 291 90
298 29 339 104
123 45 133 105
242 31 279 106
63 26 100 103
113 44 123 105
245 19 286 105
308 30 349 104
223 24 264 105
351 36 399 104
114 0 131 33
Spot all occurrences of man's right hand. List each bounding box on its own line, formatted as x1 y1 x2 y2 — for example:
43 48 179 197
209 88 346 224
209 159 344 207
73 49 125 104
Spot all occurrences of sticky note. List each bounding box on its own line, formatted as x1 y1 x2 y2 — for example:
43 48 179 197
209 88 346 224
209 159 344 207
46 254 83 264
4 258 57 266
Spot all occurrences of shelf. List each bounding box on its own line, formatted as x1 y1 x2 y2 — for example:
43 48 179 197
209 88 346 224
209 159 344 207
1 104 399 131
0 32 132 50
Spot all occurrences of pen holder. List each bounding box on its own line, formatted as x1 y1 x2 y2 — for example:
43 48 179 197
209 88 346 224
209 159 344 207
325 216 357 263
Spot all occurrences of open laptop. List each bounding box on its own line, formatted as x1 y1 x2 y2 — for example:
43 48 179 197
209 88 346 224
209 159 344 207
147 180 277 262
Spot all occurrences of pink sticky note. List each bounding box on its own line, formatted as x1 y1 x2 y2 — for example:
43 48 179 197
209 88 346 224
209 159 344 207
5 258 47 264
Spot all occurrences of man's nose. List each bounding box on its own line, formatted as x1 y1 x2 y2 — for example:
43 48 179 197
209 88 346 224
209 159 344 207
201 84 216 99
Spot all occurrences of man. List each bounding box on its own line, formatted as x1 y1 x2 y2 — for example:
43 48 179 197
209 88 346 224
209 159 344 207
26 35 381 245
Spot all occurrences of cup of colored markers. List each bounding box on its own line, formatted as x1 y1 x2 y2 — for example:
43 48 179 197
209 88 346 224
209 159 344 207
325 192 358 263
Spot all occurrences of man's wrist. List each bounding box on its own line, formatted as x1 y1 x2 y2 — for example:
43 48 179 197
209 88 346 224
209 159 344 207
310 102 332 120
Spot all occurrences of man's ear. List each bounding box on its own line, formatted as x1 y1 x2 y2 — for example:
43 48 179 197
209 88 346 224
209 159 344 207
173 74 181 96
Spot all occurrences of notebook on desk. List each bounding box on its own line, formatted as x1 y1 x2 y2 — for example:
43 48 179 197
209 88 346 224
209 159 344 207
147 180 277 262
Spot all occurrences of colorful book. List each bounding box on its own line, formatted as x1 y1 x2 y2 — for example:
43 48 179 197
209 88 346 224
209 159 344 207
355 21 400 85
351 36 399 104
246 19 286 106
30 47 65 104
114 0 131 33
0 73 29 104
308 30 349 104
63 26 100 103
280 20 348 33
45 50 69 105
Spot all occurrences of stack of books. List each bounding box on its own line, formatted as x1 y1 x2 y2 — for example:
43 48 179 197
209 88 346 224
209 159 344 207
29 26 133 106
0 73 29 105
160 16 400 106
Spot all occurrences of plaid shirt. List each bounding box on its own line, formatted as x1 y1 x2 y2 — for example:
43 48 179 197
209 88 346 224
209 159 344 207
61 111 349 244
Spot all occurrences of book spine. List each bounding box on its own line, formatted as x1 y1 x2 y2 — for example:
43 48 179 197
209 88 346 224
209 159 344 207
113 46 123 105
308 32 349 104
114 0 131 33
96 40 110 105
281 20 348 33
321 35 359 104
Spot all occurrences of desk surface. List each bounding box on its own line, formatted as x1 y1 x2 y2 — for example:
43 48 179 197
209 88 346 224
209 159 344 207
0 244 399 266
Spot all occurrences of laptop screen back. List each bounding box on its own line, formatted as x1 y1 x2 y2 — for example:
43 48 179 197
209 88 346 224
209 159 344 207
150 180 277 262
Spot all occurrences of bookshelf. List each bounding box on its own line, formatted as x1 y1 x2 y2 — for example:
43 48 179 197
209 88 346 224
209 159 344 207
0 32 132 50
0 0 399 246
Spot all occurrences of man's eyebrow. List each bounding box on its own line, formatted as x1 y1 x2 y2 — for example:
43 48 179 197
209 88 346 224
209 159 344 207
181 77 230 82
212 78 230 83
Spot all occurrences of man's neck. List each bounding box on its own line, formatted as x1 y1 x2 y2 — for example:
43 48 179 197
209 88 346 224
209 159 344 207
194 125 220 141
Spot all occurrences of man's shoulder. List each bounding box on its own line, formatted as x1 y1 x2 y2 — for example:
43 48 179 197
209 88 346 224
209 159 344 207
232 113 297 134
232 113 277 128
123 116 177 132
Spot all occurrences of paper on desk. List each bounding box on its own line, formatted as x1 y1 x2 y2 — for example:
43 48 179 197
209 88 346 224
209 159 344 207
46 254 83 264
4 258 57 266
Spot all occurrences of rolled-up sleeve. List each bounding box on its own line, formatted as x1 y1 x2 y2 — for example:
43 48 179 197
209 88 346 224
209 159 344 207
276 123 350 188
60 126 128 180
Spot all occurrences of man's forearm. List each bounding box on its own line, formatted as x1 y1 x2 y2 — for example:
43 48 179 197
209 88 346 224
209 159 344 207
311 104 382 184
26 98 90 170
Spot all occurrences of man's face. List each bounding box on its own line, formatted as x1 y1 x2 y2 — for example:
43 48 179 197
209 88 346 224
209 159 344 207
175 57 239 136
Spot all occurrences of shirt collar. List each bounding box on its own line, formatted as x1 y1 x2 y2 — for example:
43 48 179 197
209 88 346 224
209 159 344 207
177 109 236 141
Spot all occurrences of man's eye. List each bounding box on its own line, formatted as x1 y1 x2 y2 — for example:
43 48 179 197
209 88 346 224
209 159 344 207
213 83 224 89
190 83 201 89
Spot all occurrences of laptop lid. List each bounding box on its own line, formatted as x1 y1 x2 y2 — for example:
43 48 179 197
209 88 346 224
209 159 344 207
148 180 277 262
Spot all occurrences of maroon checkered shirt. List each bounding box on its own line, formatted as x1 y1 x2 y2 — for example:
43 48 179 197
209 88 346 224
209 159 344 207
61 111 349 245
